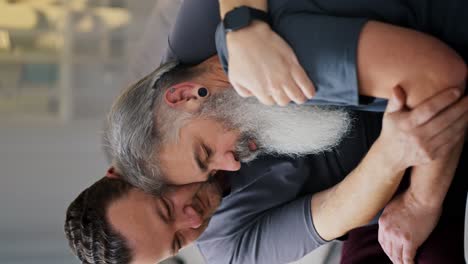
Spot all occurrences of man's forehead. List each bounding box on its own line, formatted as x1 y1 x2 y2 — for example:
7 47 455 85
158 135 204 183
107 189 174 263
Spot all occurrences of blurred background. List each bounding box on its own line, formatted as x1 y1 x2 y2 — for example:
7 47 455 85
0 0 340 263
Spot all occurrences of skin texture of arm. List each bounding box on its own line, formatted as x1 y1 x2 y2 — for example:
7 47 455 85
311 138 405 241
358 21 467 262
311 88 468 241
378 140 465 264
357 21 467 109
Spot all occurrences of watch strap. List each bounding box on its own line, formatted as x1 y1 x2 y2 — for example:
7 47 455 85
223 6 269 32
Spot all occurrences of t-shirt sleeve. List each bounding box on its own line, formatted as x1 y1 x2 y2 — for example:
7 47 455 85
216 15 373 108
164 0 221 65
197 195 327 264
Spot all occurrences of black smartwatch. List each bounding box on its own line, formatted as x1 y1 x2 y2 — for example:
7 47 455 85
223 6 269 32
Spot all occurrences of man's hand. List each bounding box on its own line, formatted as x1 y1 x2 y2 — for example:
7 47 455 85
378 87 468 264
378 192 442 264
226 21 315 106
378 86 467 170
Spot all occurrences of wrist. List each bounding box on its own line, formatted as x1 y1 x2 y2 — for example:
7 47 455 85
373 137 407 175
227 19 269 33
226 20 270 43
404 188 444 212
406 178 448 210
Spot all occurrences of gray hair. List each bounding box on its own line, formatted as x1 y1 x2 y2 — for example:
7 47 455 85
104 61 200 193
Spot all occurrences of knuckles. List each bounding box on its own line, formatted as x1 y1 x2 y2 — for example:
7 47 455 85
406 134 434 162
400 118 417 130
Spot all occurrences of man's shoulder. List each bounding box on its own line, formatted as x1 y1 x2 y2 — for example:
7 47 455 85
196 237 238 264
198 156 311 240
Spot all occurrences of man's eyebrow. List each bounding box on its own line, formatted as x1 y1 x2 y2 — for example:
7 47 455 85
156 198 177 255
156 198 170 225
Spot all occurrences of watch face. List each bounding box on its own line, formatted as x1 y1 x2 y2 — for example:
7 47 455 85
224 6 251 32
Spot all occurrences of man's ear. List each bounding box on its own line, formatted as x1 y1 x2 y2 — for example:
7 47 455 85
105 167 121 179
164 82 206 113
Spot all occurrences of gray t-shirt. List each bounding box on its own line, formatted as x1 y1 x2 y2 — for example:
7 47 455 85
196 111 384 264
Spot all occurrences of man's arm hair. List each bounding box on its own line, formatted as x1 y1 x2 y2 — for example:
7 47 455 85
310 87 467 241
357 20 467 218
311 139 405 240
409 138 465 208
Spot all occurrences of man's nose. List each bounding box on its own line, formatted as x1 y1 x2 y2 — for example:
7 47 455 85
176 205 203 229
212 151 241 171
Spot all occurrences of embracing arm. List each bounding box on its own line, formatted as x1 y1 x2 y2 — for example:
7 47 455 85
358 22 467 261
311 88 467 241
409 143 464 209
357 21 467 108
311 138 405 240
376 140 465 263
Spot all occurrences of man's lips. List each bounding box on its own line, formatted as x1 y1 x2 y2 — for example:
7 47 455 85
248 139 258 152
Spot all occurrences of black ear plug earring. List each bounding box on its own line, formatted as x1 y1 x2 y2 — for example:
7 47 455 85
198 87 208 97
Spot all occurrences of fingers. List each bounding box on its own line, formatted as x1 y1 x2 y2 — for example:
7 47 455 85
402 245 417 264
283 78 307 104
386 86 407 113
258 95 275 106
380 240 392 262
427 112 468 154
418 95 468 138
231 61 314 106
270 69 312 106
233 81 293 106
236 83 275 105
291 63 315 99
407 88 462 127
387 241 396 263
270 86 291 106
234 83 275 106
279 62 315 105
395 243 404 264
432 129 466 158
378 227 393 262
232 83 253 98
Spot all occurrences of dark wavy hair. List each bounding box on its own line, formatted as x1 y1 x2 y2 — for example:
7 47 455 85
64 177 133 264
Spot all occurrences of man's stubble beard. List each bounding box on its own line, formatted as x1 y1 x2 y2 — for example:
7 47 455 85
199 89 352 163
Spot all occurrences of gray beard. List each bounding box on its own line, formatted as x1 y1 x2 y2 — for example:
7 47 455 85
199 89 351 163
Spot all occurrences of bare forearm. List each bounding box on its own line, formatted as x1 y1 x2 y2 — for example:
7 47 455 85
358 21 467 109
219 0 267 18
311 139 405 240
408 135 464 209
